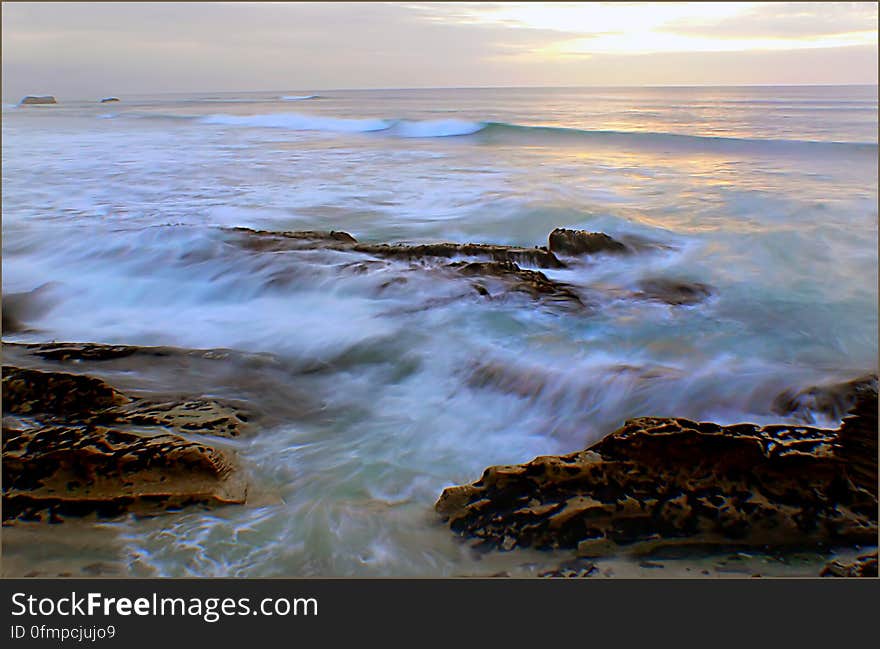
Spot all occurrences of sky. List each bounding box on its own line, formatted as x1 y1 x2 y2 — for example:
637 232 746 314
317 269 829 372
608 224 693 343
2 2 878 99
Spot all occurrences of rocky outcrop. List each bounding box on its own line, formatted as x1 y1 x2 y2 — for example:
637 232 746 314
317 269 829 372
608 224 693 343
448 260 583 308
226 227 583 309
820 551 878 577
548 228 628 256
436 387 878 555
228 227 565 269
2 364 249 522
352 242 564 270
19 96 57 105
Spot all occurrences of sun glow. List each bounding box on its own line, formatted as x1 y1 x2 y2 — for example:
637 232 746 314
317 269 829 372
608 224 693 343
425 2 879 57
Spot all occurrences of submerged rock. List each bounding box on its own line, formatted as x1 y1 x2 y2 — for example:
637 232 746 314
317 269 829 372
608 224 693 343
352 242 565 269
773 374 877 426
19 96 57 105
2 284 57 334
436 386 877 555
2 364 249 522
448 260 583 308
634 278 712 306
548 228 628 256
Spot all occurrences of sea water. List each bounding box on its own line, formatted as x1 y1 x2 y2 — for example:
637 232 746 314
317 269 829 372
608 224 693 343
2 86 877 576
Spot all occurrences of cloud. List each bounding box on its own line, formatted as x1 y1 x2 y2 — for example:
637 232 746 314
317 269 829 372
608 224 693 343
662 2 878 40
2 2 877 99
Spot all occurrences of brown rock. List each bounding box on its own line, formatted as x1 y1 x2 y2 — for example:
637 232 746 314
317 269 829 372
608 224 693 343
820 551 878 577
436 387 877 555
19 96 57 105
2 364 248 522
548 228 628 256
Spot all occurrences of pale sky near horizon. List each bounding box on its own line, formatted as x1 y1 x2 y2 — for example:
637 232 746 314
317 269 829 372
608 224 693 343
2 2 878 100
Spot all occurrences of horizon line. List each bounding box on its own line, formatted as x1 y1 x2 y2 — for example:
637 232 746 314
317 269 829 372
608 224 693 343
6 82 879 101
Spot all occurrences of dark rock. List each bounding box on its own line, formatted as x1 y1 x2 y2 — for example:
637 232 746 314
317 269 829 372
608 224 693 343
634 278 712 306
227 227 565 269
447 260 584 308
3 422 245 522
436 386 878 555
820 551 878 577
548 228 628 256
837 383 878 498
228 227 357 253
352 242 565 269
19 96 57 105
3 366 130 418
99 97 120 103
2 284 57 333
2 364 249 521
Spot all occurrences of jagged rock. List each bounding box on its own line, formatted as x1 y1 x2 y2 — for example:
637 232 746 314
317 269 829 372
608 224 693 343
836 384 878 498
448 260 583 308
3 422 245 522
227 227 565 269
548 228 628 256
19 96 56 105
3 366 130 418
121 398 249 438
2 364 249 521
99 97 120 103
820 551 878 577
436 388 878 555
634 278 712 306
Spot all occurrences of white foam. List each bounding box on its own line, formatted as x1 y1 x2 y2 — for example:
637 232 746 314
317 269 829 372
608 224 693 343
281 95 320 101
199 112 391 133
198 113 486 138
390 119 486 138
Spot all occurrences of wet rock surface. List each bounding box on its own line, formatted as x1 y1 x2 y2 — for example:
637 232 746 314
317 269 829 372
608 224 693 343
2 358 251 523
436 385 878 557
19 95 57 105
448 260 584 308
226 227 588 310
820 551 878 577
634 278 713 306
228 226 566 268
773 374 878 426
548 228 628 256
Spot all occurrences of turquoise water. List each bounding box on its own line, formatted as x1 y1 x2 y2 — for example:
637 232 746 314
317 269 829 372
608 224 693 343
2 86 877 576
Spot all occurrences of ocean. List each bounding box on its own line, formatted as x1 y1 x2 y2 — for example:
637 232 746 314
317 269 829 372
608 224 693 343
2 85 878 576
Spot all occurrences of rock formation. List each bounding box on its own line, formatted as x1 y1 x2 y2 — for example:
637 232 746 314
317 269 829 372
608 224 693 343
2 363 248 523
436 385 877 556
548 228 628 256
19 96 56 105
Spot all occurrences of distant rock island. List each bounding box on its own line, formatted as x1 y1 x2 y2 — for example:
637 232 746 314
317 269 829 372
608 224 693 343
19 96 56 105
100 97 120 103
